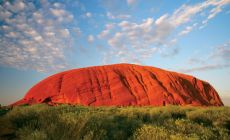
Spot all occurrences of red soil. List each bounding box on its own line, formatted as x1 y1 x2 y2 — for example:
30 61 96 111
12 64 223 106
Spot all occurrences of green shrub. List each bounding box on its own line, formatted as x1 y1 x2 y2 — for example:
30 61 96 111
132 124 170 140
0 104 229 140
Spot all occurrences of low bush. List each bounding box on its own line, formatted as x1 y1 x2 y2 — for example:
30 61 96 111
0 104 229 140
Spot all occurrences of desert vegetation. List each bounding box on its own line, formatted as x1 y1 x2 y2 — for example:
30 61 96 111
0 104 230 140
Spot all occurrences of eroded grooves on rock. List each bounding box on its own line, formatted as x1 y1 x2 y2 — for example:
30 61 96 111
12 64 224 106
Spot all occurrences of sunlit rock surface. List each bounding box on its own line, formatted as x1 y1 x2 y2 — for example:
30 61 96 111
12 64 223 106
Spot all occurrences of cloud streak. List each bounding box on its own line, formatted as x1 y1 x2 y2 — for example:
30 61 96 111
180 41 230 73
180 64 230 73
106 12 131 20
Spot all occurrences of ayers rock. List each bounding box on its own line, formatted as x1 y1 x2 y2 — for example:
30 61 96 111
12 64 223 106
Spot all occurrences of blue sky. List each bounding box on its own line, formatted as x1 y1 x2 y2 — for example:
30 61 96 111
0 0 230 105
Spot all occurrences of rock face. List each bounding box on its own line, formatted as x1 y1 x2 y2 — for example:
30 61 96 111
12 64 223 106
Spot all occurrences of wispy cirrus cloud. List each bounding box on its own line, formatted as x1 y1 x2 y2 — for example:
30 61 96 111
0 0 77 72
202 0 230 25
98 0 230 64
179 23 197 36
180 41 230 73
106 12 131 20
180 63 230 73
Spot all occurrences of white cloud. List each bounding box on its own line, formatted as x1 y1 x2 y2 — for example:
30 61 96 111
104 18 160 63
108 32 123 47
98 0 230 64
106 12 131 20
97 29 110 39
50 8 66 16
59 29 70 38
34 35 43 42
85 12 92 17
0 10 12 20
208 6 222 19
4 0 25 12
50 5 74 22
0 0 76 72
155 14 168 25
97 23 115 39
179 25 193 36
157 0 230 31
87 35 94 43
6 32 18 38
203 0 230 24
117 14 131 19
45 31 55 37
14 1 25 11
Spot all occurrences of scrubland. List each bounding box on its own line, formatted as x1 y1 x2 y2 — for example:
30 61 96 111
0 104 230 140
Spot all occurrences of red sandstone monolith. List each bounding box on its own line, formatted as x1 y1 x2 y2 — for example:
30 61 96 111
12 64 223 106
